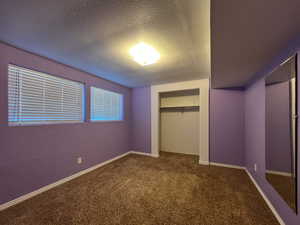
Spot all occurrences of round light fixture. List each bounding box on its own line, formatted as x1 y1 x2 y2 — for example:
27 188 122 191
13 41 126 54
129 42 160 66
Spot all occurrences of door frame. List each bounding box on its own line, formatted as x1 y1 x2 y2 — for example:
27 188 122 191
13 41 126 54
150 79 210 165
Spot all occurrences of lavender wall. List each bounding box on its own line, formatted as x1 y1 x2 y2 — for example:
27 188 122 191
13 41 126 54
245 62 300 225
266 81 292 173
131 87 151 153
210 89 245 166
0 43 132 204
245 78 266 174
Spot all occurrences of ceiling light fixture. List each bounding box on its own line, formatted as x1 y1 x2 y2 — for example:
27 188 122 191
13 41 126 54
129 42 160 66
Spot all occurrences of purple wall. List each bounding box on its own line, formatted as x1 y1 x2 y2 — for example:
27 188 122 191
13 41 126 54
131 87 151 153
210 89 245 166
266 81 292 173
245 61 300 225
245 78 266 174
0 43 132 204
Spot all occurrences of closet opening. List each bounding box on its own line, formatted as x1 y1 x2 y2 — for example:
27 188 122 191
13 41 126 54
159 89 200 157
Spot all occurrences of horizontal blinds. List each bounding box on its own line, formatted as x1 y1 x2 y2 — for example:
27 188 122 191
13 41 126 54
8 64 84 125
91 87 123 121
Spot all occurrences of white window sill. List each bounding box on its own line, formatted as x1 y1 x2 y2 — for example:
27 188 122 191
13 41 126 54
90 120 125 123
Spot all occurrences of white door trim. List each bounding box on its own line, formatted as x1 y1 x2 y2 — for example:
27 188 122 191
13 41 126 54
150 79 210 164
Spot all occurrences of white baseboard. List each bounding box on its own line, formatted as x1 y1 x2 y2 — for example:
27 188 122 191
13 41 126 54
0 151 131 211
130 151 159 158
210 162 245 170
199 160 209 165
210 163 286 225
0 151 287 225
266 170 292 177
245 169 285 225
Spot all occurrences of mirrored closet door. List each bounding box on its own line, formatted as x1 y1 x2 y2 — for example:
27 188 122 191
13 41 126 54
265 54 298 213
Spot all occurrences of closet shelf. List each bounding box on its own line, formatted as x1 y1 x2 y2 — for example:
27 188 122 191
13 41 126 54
160 105 199 109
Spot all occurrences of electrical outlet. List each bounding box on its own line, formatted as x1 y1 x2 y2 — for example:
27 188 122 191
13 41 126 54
254 163 257 172
77 157 82 164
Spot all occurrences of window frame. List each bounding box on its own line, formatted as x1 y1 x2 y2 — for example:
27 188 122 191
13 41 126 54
8 64 85 126
90 86 124 122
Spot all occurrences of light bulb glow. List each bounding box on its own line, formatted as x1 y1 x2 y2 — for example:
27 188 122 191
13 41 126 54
130 42 160 66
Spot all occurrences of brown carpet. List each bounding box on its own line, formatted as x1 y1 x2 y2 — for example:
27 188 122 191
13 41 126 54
266 173 296 211
0 152 279 225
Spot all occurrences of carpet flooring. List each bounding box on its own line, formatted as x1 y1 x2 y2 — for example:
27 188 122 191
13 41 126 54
0 152 279 225
266 172 296 211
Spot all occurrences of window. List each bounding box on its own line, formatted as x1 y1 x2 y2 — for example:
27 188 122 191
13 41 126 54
90 87 123 121
8 64 84 125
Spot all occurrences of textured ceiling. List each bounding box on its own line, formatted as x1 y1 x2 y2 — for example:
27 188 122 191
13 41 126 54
211 0 300 88
0 0 211 87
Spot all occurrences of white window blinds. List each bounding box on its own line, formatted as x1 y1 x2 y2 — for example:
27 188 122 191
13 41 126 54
8 64 84 125
90 87 123 121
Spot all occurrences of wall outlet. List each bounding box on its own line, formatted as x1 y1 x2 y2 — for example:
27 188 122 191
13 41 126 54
254 163 257 172
77 157 83 164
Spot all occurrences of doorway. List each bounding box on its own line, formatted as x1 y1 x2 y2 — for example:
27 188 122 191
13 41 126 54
150 79 210 164
159 89 200 155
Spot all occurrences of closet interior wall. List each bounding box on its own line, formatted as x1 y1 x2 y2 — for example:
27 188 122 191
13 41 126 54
159 89 200 155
